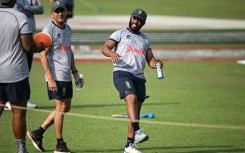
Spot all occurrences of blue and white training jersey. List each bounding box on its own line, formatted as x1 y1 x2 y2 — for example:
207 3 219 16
108 28 151 79
42 22 73 82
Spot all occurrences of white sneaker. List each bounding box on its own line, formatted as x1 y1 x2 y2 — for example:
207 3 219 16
124 143 141 153
134 129 149 144
27 100 38 108
4 102 11 110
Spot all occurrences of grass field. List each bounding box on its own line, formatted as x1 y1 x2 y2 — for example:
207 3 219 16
1 1 245 152
39 0 245 19
1 61 245 153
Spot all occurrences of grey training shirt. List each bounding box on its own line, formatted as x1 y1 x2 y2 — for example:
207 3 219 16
42 22 73 82
109 28 151 79
0 8 31 83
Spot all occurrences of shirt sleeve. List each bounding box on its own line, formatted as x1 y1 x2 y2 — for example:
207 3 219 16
18 13 32 35
108 29 123 43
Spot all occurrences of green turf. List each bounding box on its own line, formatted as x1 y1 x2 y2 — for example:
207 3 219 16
1 61 245 153
39 0 245 19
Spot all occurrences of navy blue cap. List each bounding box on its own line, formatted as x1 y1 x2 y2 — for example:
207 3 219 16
131 9 147 21
51 0 66 12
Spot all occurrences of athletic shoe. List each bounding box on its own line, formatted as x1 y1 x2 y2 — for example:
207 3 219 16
54 141 70 153
124 143 141 153
27 100 38 108
17 141 29 153
4 102 11 110
134 129 149 144
27 131 44 152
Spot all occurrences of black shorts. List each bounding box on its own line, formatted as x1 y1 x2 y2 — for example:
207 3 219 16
0 78 30 103
113 71 146 103
47 81 73 100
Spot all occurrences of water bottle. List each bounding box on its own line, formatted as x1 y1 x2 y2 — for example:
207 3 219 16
155 61 164 80
75 74 84 91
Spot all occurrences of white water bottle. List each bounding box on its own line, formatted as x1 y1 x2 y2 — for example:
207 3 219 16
75 74 84 91
155 61 164 80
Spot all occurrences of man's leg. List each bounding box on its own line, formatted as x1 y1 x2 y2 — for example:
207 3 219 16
12 100 28 153
0 101 5 116
54 99 71 153
11 101 27 139
27 110 55 152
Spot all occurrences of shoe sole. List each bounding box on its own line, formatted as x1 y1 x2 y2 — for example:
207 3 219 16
124 149 140 153
27 132 44 152
54 151 71 153
4 107 11 110
134 135 149 144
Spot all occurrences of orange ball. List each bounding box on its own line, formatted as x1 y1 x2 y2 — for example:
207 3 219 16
34 32 52 48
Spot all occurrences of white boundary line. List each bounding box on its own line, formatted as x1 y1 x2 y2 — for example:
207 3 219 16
68 112 245 130
30 108 245 130
2 105 245 130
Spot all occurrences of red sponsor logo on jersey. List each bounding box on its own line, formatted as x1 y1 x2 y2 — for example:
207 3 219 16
127 45 144 54
59 44 71 52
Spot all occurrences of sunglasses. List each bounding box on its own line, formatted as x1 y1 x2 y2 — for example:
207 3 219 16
54 8 65 13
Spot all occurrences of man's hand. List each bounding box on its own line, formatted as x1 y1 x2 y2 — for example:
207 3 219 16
111 52 121 62
37 42 45 52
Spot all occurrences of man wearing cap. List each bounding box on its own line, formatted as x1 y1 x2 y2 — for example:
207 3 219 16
26 1 82 153
0 0 44 152
49 0 74 23
102 9 163 153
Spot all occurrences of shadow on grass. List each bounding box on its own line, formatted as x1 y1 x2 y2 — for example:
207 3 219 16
73 146 245 153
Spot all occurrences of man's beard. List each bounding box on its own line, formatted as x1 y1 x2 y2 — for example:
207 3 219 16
128 20 143 33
